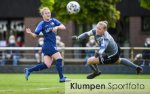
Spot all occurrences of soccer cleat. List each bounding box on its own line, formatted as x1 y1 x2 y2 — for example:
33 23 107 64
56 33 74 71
87 71 101 79
59 77 71 83
136 66 143 74
25 68 30 81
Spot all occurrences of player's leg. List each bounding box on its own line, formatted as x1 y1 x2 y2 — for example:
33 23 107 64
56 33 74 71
87 56 100 64
87 56 100 72
25 55 52 80
86 56 101 79
117 58 143 74
52 52 70 82
44 56 53 68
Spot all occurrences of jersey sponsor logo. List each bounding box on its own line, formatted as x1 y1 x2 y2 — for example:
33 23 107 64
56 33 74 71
45 27 53 33
44 22 55 33
45 25 49 27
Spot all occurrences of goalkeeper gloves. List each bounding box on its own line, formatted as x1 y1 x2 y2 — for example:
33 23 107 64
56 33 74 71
94 52 109 64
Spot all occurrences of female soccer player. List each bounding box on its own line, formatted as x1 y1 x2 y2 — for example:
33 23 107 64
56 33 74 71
72 21 143 79
25 7 70 82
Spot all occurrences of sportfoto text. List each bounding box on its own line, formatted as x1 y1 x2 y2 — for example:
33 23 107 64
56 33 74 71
70 82 145 91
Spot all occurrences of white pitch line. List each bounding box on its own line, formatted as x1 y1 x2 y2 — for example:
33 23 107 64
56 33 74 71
0 86 63 92
32 86 63 90
0 90 16 92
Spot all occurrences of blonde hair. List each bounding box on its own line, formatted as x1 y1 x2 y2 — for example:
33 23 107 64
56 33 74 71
97 21 108 30
40 7 50 15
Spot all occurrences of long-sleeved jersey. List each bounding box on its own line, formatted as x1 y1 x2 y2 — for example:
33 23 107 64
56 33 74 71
78 29 119 58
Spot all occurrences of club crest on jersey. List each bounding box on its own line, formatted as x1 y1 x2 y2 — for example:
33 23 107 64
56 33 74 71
50 22 55 26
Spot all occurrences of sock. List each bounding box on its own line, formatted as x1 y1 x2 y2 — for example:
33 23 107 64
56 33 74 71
28 63 48 72
55 59 64 79
89 64 100 73
120 58 138 69
93 64 100 73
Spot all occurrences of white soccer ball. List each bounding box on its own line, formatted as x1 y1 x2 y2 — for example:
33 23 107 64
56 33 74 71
66 1 80 14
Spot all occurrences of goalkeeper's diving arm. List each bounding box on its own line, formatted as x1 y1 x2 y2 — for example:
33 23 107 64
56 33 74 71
73 30 94 41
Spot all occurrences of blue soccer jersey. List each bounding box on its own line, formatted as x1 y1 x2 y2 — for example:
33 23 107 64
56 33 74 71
34 18 62 56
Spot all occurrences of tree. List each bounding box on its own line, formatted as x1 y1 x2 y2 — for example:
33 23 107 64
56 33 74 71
40 0 120 28
53 0 120 28
40 0 55 11
140 0 150 10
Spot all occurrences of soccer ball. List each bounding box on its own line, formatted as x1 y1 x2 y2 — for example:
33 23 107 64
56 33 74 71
66 1 80 14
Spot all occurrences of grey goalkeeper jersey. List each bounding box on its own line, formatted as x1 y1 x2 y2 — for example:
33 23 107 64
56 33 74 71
78 29 119 57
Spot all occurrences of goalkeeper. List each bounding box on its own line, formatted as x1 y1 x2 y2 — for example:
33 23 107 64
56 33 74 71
72 21 143 79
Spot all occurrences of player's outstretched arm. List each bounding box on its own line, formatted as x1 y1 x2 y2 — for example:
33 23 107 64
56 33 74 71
72 29 95 43
72 32 90 41
26 28 37 38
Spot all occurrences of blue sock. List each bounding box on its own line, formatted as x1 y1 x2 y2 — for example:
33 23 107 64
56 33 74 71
28 63 48 72
55 59 64 79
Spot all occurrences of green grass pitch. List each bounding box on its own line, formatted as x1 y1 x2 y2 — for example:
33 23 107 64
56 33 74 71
0 74 149 94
